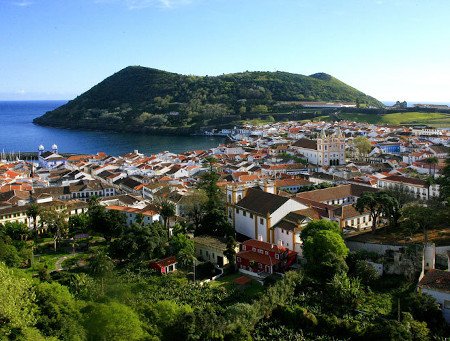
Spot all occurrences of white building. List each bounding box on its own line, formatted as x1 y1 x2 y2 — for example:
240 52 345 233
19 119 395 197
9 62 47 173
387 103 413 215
292 129 346 166
227 187 307 245
106 205 160 226
38 144 67 169
378 175 440 200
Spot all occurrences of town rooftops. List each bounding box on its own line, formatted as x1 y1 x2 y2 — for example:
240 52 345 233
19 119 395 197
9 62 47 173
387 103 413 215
296 184 378 203
381 175 427 187
418 269 450 292
236 188 289 216
243 239 288 254
292 138 318 150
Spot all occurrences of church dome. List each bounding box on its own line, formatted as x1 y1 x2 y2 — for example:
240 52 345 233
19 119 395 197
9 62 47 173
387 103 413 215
51 144 58 150
38 144 45 151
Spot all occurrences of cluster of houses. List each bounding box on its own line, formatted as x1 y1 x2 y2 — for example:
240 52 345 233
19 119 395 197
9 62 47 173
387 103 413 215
1 119 450 320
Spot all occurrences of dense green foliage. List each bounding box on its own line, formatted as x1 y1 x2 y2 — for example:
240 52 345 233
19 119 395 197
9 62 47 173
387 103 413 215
2 182 450 339
34 66 382 133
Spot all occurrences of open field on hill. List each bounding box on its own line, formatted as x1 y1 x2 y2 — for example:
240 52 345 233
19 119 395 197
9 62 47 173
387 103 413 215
337 112 450 127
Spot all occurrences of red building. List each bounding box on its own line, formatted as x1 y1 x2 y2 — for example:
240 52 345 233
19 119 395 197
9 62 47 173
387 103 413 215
149 256 177 274
236 240 297 275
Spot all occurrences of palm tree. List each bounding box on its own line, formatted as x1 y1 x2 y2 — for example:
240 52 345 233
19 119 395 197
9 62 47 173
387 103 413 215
26 203 40 234
157 199 176 239
425 176 435 200
425 156 439 176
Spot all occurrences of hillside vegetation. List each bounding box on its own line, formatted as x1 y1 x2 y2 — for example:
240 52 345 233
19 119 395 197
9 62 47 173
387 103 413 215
34 66 382 134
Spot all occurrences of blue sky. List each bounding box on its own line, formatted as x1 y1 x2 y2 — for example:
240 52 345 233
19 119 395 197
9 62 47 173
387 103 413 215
1 0 449 102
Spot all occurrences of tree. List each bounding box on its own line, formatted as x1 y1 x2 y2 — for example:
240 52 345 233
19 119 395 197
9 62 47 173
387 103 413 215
300 219 340 242
185 190 208 231
401 292 446 333
143 300 194 341
424 156 439 176
39 208 69 251
400 204 436 242
83 302 146 341
2 221 30 241
0 239 22 267
26 203 40 234
196 162 234 238
155 198 176 239
251 104 268 114
0 262 37 337
354 192 390 232
109 221 167 263
353 136 372 160
34 282 86 340
88 199 126 242
381 193 401 228
224 236 238 270
170 233 195 267
438 157 450 203
303 230 349 280
68 213 89 236
326 272 362 314
89 251 113 293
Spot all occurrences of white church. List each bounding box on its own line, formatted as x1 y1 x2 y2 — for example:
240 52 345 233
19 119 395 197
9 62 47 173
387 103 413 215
37 144 67 169
292 128 346 166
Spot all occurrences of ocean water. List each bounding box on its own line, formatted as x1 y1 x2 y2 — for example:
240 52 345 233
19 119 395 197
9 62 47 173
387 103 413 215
0 101 224 156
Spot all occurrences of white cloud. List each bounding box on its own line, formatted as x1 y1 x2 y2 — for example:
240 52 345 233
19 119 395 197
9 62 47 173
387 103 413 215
96 0 192 9
12 1 33 7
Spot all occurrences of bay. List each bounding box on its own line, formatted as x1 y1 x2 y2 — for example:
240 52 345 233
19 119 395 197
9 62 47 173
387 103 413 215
0 101 224 156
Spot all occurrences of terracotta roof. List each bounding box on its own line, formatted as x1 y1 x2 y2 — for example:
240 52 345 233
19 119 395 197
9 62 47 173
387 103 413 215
296 184 377 203
381 175 426 187
243 239 288 253
237 250 281 266
292 138 317 150
150 256 177 268
275 178 312 187
419 269 450 292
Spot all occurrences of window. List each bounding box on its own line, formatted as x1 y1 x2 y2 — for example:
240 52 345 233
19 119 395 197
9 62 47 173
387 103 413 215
236 208 239 214
265 251 269 255
250 213 253 219
252 247 256 252
236 257 241 262
243 211 247 217
275 254 280 260
260 218 264 224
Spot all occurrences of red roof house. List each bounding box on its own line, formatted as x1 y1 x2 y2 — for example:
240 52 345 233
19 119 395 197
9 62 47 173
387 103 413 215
149 256 177 274
236 240 297 276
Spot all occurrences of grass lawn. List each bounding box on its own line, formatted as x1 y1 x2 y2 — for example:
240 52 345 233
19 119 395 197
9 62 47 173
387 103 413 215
338 111 450 127
210 272 265 299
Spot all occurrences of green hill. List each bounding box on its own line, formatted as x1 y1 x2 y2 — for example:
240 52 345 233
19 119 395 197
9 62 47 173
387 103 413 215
34 66 383 134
